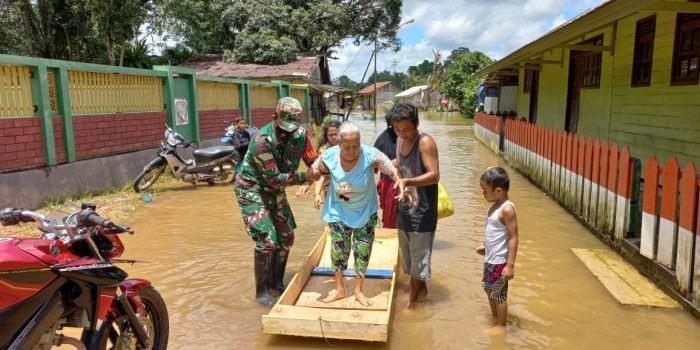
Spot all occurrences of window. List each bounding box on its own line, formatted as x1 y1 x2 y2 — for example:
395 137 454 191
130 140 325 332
632 16 656 86
672 14 700 85
523 69 534 93
579 36 603 88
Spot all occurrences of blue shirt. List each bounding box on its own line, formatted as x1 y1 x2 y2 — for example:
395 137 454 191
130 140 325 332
320 144 380 228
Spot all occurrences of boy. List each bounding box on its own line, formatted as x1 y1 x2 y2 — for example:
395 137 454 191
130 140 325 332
476 167 518 332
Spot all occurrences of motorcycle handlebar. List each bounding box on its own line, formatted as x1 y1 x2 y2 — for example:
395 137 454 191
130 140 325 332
0 208 35 226
78 209 134 234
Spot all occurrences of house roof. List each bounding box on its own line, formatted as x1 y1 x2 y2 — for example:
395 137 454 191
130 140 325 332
179 54 320 80
395 85 429 98
357 82 395 95
475 0 660 77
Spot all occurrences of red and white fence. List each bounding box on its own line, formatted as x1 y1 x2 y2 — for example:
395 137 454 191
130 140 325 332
474 114 700 309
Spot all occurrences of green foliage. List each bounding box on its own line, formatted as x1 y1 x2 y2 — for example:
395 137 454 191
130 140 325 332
155 0 237 54
153 45 193 66
89 0 151 66
218 0 402 65
443 47 471 68
441 51 493 118
1 0 104 62
334 75 362 92
366 70 408 90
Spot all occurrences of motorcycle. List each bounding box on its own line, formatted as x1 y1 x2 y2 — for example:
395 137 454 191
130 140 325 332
0 204 168 350
133 126 236 192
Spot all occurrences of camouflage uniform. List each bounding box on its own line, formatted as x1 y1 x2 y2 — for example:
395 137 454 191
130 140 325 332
234 120 317 253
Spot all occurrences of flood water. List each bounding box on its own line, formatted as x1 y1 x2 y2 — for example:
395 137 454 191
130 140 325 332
118 114 700 349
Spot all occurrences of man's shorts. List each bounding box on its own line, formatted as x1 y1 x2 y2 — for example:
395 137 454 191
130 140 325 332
398 230 435 281
482 262 508 304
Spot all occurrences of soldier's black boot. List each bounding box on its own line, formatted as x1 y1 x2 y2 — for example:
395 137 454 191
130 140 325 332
270 249 289 294
254 250 276 307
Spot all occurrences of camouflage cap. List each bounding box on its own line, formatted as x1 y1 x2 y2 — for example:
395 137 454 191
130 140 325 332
275 97 303 119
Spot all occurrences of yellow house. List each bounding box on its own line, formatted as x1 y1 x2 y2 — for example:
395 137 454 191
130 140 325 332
477 0 700 167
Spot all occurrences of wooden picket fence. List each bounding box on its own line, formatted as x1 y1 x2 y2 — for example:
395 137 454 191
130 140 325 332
474 113 700 309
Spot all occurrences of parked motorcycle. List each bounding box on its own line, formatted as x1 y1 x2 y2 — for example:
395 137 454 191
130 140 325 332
0 204 168 350
133 126 236 192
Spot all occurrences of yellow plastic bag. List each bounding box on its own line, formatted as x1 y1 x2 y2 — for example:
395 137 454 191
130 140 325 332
437 182 454 219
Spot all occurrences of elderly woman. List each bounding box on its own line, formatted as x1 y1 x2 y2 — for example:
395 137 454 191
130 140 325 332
298 122 405 306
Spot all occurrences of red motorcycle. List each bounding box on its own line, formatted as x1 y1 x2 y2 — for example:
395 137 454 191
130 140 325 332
0 204 168 350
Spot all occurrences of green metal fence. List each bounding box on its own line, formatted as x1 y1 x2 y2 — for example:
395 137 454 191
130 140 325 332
0 54 310 169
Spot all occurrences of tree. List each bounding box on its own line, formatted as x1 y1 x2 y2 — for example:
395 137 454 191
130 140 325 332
89 0 151 66
441 51 493 117
333 75 361 92
443 46 471 69
5 0 104 62
426 50 443 110
157 0 403 69
155 0 238 54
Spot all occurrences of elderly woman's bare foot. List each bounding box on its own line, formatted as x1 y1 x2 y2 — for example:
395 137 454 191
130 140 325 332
354 292 373 306
322 289 345 303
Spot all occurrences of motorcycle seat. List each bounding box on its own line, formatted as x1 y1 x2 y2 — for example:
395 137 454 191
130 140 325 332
193 146 235 160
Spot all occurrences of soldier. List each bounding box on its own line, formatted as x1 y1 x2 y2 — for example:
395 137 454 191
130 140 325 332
234 97 318 306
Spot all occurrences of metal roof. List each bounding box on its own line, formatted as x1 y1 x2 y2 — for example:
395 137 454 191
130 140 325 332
395 85 429 98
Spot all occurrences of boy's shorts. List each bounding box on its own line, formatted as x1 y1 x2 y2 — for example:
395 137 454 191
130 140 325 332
482 262 508 304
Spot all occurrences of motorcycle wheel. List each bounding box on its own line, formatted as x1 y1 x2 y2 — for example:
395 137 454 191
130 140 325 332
211 160 236 185
84 286 169 350
133 165 165 193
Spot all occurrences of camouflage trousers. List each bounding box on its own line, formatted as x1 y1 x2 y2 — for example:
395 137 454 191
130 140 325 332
235 186 296 254
328 214 378 278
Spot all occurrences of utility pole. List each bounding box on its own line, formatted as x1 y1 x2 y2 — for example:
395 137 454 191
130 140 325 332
373 38 377 121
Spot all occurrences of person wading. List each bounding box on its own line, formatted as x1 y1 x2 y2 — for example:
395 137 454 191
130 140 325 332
234 97 318 307
389 102 440 312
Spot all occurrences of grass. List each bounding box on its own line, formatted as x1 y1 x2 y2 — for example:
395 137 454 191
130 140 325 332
1 172 184 238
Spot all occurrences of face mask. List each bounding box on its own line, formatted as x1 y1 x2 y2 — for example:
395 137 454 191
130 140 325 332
277 113 301 132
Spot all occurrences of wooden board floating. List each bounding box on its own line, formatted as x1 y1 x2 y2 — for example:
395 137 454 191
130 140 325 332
571 248 679 308
262 228 399 342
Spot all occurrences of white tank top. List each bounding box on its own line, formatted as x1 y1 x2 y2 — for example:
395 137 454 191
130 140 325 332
484 200 515 264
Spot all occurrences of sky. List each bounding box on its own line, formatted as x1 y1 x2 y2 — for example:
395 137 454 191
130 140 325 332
329 0 608 82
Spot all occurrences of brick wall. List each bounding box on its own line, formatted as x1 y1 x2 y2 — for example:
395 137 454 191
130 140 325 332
0 118 45 172
199 109 241 139
53 117 65 164
73 112 166 160
251 108 276 129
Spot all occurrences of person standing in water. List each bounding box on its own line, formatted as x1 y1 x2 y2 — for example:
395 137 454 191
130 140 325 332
374 114 399 228
235 97 318 307
476 167 519 333
389 102 440 312
232 117 251 172
313 120 341 209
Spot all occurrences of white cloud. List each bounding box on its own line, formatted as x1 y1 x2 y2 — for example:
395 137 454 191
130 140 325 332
330 0 597 82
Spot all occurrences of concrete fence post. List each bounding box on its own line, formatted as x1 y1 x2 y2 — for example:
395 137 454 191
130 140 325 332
29 64 57 166
52 67 76 162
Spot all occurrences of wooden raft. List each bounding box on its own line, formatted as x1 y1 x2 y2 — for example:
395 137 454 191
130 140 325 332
262 228 399 342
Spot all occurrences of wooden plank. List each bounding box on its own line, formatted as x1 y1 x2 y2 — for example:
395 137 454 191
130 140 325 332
614 147 632 241
572 248 678 308
590 140 601 226
656 157 680 268
676 162 698 294
262 305 389 342
694 197 700 307
606 144 619 235
265 229 398 342
597 141 610 230
640 157 660 259
583 137 594 221
576 136 586 216
294 276 390 310
278 231 327 305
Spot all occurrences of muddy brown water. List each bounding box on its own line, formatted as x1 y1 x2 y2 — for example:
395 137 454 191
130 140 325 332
114 114 700 349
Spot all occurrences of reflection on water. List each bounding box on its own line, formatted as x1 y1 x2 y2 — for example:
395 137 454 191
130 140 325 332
119 114 700 349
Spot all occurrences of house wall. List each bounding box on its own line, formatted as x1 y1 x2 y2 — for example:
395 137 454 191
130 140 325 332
517 68 530 117
512 11 700 167
609 12 700 167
